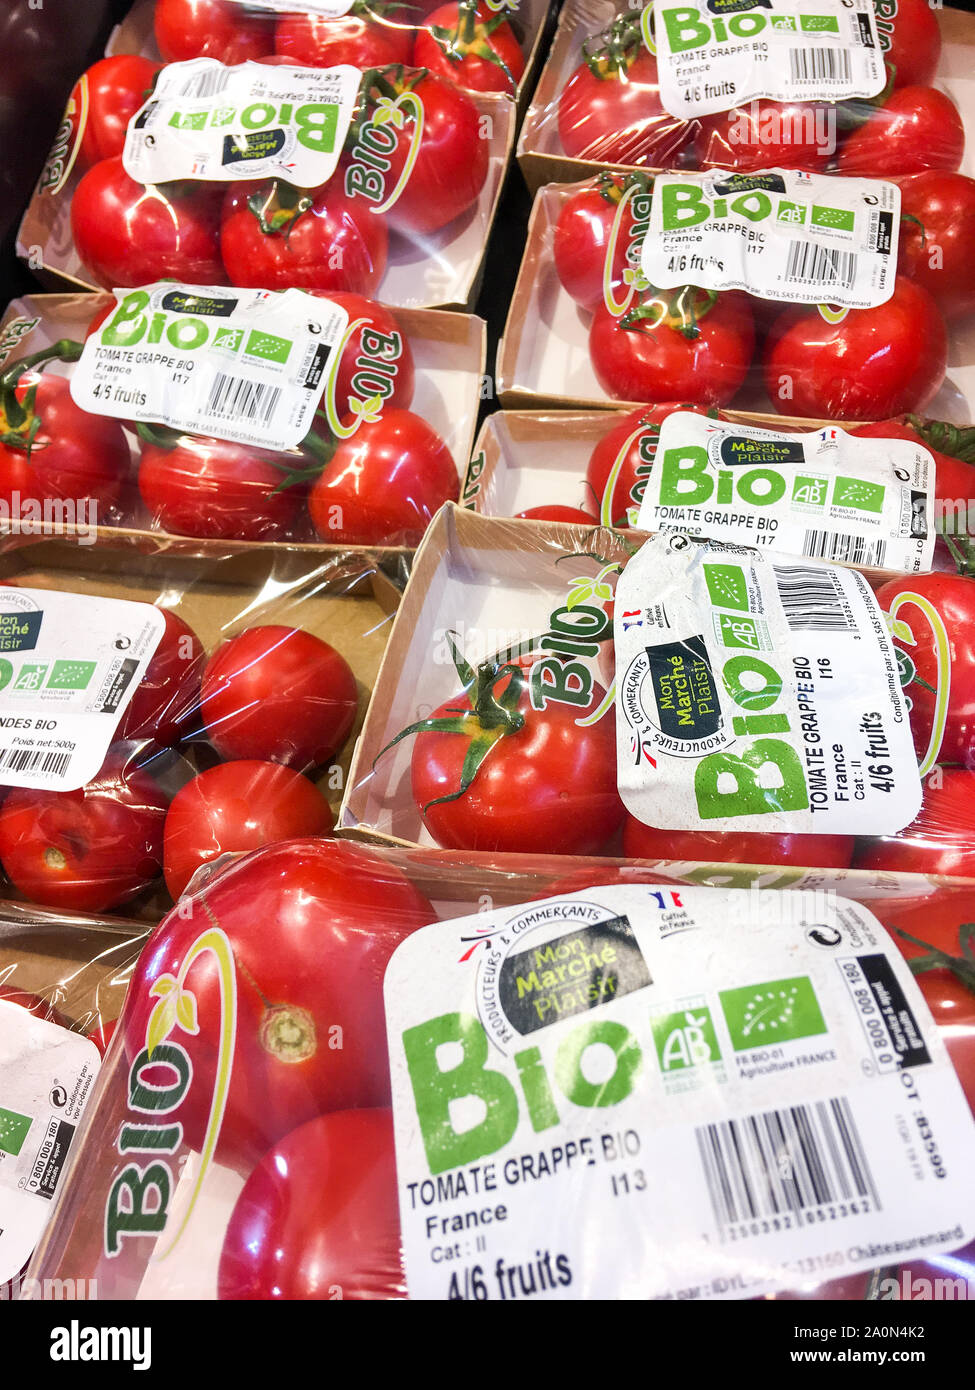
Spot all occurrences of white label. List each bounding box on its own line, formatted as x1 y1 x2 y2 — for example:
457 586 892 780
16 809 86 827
637 413 934 575
239 0 355 13
0 589 165 791
71 283 348 452
123 59 360 186
385 884 975 1301
652 0 886 118
0 1002 100 1284
643 171 900 309
613 533 921 835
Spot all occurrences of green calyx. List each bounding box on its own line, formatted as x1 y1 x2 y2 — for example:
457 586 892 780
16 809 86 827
0 339 83 455
596 168 653 207
621 285 719 341
246 181 313 238
427 0 516 84
582 6 645 78
894 923 975 999
908 415 975 466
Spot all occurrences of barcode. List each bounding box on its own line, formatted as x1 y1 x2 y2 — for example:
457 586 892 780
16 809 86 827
803 530 887 568
784 241 857 290
789 47 852 83
203 373 281 427
0 747 71 778
773 562 855 631
696 1096 880 1233
178 68 234 98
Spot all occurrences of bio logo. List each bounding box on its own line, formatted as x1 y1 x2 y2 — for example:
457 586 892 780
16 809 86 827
345 89 425 217
165 97 340 156
719 974 827 1049
659 4 838 52
884 590 950 776
530 564 617 719
598 423 659 527
652 1006 720 1071
660 182 851 233
462 450 488 508
40 74 87 195
603 184 653 318
320 315 406 441
658 444 788 508
97 290 287 357
104 926 236 1258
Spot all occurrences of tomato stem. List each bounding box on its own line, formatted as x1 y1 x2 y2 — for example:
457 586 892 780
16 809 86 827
893 924 975 996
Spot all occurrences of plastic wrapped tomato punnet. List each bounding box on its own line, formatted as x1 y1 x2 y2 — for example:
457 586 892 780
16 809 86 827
19 41 515 311
0 900 149 1297
0 291 483 551
497 171 975 423
517 0 969 190
17 841 975 1300
0 535 397 920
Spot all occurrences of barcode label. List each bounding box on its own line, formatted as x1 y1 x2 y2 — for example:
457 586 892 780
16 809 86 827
773 563 855 631
784 241 857 290
802 530 887 569
696 1096 880 1233
789 47 852 83
0 747 72 779
203 373 282 427
177 68 234 98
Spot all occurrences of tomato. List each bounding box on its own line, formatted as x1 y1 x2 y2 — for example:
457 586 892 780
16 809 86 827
275 8 413 68
115 609 205 749
0 753 168 913
762 277 947 420
874 573 975 767
837 87 964 178
589 288 754 409
556 15 690 167
348 69 488 235
71 158 225 291
200 625 358 772
307 409 458 547
0 986 68 1028
153 0 274 63
695 100 833 173
396 649 624 854
87 1016 118 1058
138 433 306 543
872 0 942 90
515 505 597 524
622 815 855 869
585 403 718 527
163 760 334 899
897 172 975 321
316 292 415 420
0 371 128 512
854 768 975 878
220 177 387 297
553 174 641 314
120 838 434 1167
412 1 525 95
70 56 161 169
218 1110 403 1300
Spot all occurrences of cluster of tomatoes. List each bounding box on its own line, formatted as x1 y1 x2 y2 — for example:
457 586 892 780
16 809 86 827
0 610 361 915
552 167 975 421
554 0 958 179
0 294 459 546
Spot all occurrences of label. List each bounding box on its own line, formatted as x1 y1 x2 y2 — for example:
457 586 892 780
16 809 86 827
643 171 900 309
0 589 165 791
123 59 359 187
386 884 975 1300
71 284 348 452
652 0 886 118
637 413 934 574
0 1002 100 1284
237 0 355 13
613 533 921 835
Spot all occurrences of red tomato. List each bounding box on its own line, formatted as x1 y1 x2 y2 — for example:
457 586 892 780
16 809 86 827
695 100 833 173
307 409 458 547
403 655 625 854
837 87 964 178
585 403 718 527
412 1 525 95
154 0 274 62
138 434 305 543
553 175 642 313
622 815 855 869
347 69 488 235
874 572 975 767
71 56 161 169
71 158 225 290
200 625 358 771
515 505 597 524
0 754 168 913
854 769 975 878
872 0 942 89
897 172 975 321
114 610 206 749
120 838 434 1167
218 1109 404 1299
275 9 413 68
589 288 754 409
0 373 128 511
220 177 387 297
316 292 415 420
762 277 947 420
163 760 334 899
87 1016 118 1058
